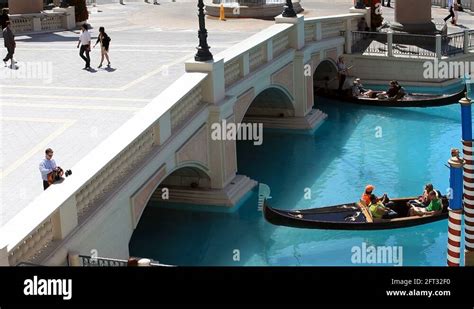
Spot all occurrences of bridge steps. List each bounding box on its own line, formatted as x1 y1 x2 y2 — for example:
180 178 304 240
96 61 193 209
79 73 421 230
243 108 328 130
150 175 257 207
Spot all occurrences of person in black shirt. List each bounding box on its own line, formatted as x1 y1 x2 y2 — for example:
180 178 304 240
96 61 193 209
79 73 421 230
93 26 111 68
0 9 9 30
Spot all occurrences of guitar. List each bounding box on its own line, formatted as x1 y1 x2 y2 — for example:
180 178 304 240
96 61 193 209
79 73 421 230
47 167 72 185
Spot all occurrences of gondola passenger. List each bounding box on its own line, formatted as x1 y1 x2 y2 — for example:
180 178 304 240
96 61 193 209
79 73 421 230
369 194 398 219
409 191 442 216
352 78 375 98
361 185 375 206
407 183 435 208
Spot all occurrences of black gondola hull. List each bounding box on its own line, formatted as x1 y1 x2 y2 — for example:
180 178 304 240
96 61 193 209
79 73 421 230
314 88 465 108
263 198 448 230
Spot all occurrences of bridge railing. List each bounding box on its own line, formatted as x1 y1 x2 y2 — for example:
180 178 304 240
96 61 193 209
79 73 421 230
350 30 474 58
220 23 294 89
304 13 363 43
10 8 75 35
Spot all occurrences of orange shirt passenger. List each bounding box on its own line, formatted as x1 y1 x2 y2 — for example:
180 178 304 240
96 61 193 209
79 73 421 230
361 185 374 205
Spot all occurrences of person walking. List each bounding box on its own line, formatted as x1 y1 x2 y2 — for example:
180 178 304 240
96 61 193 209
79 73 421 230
77 24 91 70
453 0 460 26
0 9 9 30
93 26 111 68
444 0 455 24
3 21 15 69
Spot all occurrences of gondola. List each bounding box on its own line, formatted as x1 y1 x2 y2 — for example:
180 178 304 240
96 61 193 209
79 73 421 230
263 197 449 230
314 87 465 108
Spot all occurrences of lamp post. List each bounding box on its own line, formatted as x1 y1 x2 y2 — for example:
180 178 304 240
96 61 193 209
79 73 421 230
195 0 213 62
282 0 297 17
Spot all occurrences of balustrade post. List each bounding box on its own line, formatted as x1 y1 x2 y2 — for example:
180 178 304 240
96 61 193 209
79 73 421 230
464 29 470 54
315 22 322 41
33 16 41 32
436 34 442 59
387 31 393 57
265 40 273 62
345 19 353 54
185 59 225 104
51 196 78 241
241 52 250 76
67 251 81 266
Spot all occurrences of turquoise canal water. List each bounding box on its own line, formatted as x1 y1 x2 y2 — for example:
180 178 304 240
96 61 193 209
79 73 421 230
129 91 468 266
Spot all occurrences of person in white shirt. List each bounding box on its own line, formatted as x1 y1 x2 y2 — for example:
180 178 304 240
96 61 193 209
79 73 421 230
39 148 59 190
77 24 91 70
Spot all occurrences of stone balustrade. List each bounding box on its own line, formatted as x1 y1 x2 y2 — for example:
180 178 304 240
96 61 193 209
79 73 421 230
10 6 75 35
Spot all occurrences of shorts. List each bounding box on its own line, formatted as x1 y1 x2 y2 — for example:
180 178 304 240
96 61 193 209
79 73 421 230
411 206 429 216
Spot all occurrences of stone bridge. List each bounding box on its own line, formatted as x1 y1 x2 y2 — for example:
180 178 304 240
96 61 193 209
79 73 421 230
0 10 369 266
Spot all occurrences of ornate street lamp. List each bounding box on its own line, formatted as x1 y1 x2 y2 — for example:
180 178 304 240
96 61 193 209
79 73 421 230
282 0 297 18
195 0 213 62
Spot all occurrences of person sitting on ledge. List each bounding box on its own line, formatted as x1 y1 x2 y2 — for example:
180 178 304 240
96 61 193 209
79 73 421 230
409 190 442 217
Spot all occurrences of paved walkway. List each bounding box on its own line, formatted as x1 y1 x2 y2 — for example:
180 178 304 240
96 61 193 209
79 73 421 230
0 0 473 227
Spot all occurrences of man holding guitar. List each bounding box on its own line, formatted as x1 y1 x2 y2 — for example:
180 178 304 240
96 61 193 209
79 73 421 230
39 148 62 190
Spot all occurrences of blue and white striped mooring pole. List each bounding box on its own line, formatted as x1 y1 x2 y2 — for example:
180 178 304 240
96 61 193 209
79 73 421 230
447 149 464 266
460 93 474 266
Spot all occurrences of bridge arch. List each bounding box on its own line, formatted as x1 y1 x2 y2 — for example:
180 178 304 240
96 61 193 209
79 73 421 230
236 85 295 123
129 162 212 231
312 58 339 90
161 163 211 189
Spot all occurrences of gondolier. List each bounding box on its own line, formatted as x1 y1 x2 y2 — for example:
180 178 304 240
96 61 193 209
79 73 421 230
336 56 349 92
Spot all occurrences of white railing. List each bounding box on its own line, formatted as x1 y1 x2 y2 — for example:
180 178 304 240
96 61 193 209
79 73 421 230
220 22 294 89
10 11 71 34
10 16 34 33
304 13 364 44
40 14 64 31
350 30 474 58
